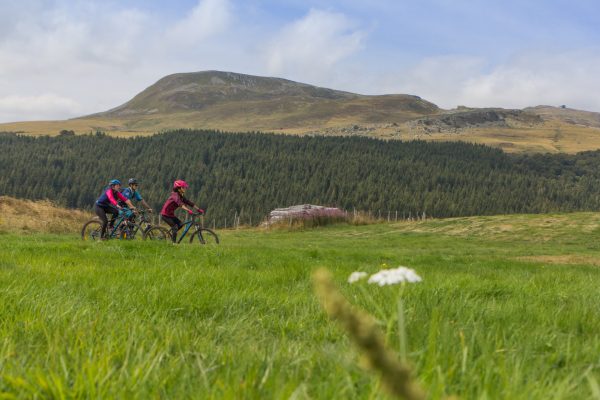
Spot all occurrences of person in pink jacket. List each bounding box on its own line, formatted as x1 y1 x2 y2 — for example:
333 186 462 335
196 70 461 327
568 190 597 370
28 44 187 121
160 180 203 243
95 179 136 239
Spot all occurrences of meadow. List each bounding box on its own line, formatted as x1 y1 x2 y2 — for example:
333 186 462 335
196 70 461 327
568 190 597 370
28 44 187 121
1 214 600 399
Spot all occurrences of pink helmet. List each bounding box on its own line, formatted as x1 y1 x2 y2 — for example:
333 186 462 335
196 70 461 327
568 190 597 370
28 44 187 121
173 180 189 190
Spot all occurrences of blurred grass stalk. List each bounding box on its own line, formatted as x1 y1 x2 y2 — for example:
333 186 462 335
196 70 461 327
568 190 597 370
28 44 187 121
313 268 425 400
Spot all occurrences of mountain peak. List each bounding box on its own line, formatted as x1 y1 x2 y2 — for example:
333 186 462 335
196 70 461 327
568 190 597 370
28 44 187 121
92 70 438 122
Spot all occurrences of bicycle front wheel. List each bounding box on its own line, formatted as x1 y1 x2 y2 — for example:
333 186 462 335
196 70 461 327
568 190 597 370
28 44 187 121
81 220 102 241
144 226 171 241
190 228 219 245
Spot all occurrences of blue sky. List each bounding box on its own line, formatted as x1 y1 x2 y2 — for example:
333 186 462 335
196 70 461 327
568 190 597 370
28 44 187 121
0 0 599 122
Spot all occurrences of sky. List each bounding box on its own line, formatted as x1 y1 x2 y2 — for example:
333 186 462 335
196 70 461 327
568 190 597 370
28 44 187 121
0 0 599 122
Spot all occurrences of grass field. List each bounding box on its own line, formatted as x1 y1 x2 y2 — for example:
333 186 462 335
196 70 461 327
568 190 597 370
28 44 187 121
1 214 600 398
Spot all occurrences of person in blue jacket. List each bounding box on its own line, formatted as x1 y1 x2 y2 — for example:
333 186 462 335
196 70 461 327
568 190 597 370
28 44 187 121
120 178 153 214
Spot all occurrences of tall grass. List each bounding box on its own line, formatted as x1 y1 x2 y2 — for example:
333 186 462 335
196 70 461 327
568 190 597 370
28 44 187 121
1 214 600 398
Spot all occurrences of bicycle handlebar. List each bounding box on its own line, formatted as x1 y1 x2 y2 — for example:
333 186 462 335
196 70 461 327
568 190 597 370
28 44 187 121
118 208 138 217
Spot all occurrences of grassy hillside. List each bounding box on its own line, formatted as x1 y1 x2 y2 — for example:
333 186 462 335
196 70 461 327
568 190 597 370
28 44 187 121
3 70 600 153
1 212 600 398
0 196 91 234
5 115 600 154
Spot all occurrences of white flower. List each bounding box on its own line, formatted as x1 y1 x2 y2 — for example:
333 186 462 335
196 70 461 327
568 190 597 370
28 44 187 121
348 271 368 283
367 266 422 286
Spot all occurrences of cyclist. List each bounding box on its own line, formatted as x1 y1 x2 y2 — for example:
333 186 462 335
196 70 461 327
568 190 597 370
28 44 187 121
120 178 153 215
160 180 203 243
95 179 136 239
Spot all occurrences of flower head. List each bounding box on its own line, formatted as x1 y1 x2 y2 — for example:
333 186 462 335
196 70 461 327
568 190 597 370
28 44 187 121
348 271 368 284
367 267 422 286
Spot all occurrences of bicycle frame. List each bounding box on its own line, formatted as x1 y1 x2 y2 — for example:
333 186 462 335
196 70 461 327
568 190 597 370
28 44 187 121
175 221 195 243
106 209 135 238
174 214 202 243
105 216 124 238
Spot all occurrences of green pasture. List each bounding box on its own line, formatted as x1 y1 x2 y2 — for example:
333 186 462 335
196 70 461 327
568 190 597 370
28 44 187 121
1 214 600 399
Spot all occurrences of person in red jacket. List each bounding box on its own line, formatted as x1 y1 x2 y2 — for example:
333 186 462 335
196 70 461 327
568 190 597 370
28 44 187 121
160 180 203 243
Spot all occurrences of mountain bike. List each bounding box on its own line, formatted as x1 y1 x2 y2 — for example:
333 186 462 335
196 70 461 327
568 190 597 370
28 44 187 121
144 211 219 244
81 208 142 240
128 209 155 237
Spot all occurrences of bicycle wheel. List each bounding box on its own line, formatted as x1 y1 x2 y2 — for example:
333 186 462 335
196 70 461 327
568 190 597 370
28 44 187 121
120 223 143 240
190 228 219 245
81 220 102 241
144 226 171 241
138 219 152 234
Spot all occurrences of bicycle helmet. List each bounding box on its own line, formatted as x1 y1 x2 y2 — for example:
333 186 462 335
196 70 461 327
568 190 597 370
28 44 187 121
173 180 189 189
128 178 138 185
109 179 121 186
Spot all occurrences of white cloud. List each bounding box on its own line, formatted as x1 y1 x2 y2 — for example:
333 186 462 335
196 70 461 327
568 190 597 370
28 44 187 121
0 2 163 121
363 49 600 112
459 49 600 111
266 9 365 82
0 0 242 122
371 55 485 104
166 0 232 47
0 94 82 122
1 1 599 123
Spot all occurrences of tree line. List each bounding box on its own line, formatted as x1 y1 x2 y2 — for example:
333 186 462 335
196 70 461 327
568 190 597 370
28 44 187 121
1 129 600 226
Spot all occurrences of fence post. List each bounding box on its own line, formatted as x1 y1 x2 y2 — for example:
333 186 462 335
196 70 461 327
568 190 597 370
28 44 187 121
387 210 390 222
395 210 398 222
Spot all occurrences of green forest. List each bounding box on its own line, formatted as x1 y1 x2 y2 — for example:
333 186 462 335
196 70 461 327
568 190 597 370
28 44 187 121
2 130 600 226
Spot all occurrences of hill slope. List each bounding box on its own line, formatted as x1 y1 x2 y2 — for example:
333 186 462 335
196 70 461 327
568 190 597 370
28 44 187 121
0 196 91 233
87 71 440 131
1 71 600 153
